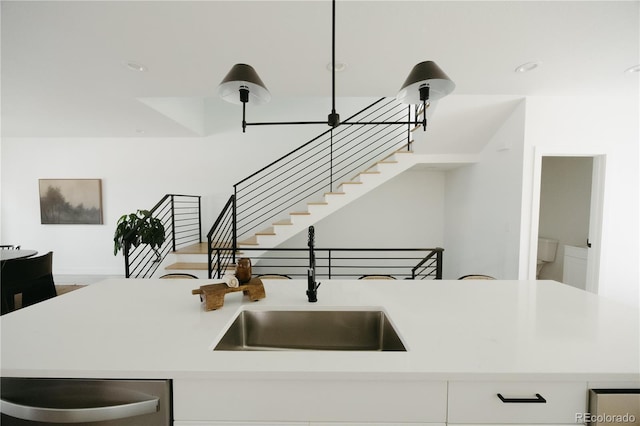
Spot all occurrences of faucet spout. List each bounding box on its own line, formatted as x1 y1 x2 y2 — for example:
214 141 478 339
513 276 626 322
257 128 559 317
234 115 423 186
307 268 320 303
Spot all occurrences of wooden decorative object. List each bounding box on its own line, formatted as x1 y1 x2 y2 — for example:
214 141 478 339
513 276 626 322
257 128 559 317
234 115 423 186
235 257 252 284
192 277 265 311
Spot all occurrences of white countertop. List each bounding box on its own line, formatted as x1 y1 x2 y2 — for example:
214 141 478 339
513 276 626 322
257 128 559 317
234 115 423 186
1 279 638 381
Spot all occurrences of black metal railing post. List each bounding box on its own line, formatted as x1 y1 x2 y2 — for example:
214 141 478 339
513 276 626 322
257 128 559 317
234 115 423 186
216 252 220 278
330 130 334 192
407 105 411 151
409 247 444 279
198 196 202 243
207 235 213 279
124 241 131 278
232 192 237 264
170 195 176 253
216 248 223 279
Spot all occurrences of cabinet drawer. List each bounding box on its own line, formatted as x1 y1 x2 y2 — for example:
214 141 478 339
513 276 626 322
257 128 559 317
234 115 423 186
174 378 447 422
175 422 307 425
448 381 587 424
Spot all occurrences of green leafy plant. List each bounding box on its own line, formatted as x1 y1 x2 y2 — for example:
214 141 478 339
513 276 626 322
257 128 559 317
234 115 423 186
113 209 166 258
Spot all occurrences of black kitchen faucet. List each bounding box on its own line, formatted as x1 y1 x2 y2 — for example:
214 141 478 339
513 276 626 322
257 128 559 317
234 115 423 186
306 226 320 302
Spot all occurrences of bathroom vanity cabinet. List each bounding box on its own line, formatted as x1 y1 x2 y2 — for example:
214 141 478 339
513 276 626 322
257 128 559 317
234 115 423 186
1 279 638 424
563 245 589 289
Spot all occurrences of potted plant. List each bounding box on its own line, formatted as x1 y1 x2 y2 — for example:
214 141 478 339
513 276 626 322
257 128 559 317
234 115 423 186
113 209 166 261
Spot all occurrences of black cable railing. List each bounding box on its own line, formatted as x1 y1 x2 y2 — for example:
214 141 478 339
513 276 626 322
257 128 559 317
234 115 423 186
124 194 201 278
209 247 444 280
234 97 412 241
206 97 426 279
411 248 444 279
206 195 235 279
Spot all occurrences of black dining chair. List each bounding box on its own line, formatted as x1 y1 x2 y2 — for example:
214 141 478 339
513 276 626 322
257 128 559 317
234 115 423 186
159 273 198 279
458 274 496 280
1 252 57 314
256 274 292 279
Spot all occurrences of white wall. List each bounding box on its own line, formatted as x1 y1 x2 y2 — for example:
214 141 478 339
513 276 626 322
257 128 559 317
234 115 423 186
437 94 639 308
0 98 443 277
0 118 330 276
442 100 526 279
521 95 639 306
2 94 638 307
280 169 445 248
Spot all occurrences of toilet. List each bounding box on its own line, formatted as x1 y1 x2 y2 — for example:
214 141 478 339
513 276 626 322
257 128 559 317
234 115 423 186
537 237 559 278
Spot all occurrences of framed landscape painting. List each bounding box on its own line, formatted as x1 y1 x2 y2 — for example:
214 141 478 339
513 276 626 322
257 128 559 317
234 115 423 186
39 179 103 224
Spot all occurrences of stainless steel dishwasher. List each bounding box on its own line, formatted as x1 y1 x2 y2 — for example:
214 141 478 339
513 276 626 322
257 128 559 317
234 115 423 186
0 378 171 425
588 389 640 426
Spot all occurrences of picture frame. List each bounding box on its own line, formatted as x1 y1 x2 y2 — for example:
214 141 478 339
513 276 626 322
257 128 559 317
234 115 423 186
39 179 103 224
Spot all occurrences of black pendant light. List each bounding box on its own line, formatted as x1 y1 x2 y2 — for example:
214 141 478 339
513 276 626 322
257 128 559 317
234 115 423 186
218 0 454 133
218 64 271 106
396 61 456 104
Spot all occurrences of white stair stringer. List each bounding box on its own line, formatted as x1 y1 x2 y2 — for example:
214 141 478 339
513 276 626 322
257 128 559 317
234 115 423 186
237 151 420 253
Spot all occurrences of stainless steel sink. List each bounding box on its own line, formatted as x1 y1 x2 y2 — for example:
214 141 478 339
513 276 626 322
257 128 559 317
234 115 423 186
213 310 406 351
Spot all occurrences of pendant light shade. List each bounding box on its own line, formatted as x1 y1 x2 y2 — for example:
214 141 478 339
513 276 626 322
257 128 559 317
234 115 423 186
218 63 271 105
396 61 455 104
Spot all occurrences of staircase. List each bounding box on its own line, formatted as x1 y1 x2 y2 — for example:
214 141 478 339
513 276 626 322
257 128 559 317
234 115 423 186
163 148 419 277
163 97 452 278
164 242 209 277
237 148 417 251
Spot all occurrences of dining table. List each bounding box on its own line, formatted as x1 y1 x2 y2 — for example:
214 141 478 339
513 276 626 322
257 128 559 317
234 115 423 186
0 249 38 262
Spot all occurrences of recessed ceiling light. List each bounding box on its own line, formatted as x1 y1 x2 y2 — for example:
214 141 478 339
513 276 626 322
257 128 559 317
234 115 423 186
327 62 347 72
125 61 148 72
514 62 541 73
624 64 640 73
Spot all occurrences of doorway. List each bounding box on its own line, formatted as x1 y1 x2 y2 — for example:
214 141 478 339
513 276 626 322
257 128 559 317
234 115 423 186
535 155 605 293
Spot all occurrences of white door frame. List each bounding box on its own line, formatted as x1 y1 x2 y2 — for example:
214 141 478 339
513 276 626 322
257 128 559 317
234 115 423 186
528 147 606 294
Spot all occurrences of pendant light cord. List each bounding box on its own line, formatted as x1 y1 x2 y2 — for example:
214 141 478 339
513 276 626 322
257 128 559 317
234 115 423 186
326 0 340 127
331 0 336 116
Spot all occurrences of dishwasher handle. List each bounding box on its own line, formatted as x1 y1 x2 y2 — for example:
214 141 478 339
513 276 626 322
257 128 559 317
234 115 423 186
1 389 159 423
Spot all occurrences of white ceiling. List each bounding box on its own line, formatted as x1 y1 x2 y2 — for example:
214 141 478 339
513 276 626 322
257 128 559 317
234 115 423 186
1 1 638 141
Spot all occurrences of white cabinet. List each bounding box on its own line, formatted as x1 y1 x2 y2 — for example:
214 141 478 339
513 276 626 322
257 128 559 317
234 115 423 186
166 379 640 426
312 423 444 425
173 379 593 425
175 423 306 426
176 423 443 426
173 379 447 423
563 245 588 289
447 381 587 424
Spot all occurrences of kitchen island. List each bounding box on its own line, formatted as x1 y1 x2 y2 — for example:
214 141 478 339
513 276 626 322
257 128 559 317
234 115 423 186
2 279 639 424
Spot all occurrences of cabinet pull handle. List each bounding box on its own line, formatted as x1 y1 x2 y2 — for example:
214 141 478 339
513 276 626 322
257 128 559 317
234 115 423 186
1 395 159 423
497 393 547 403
